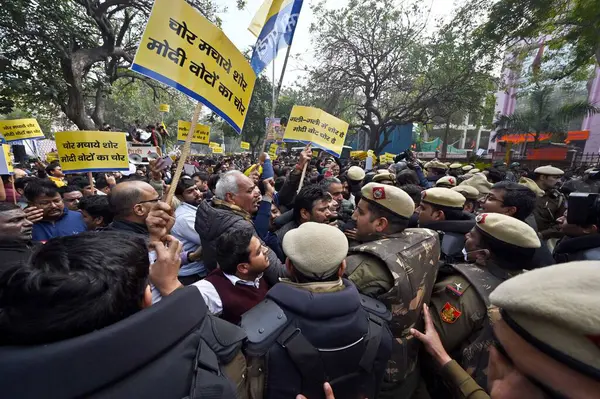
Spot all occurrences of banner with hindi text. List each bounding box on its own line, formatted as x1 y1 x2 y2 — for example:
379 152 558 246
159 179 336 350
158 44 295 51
283 106 349 157
0 119 44 142
212 146 223 154
268 143 279 158
0 144 14 175
131 0 256 134
177 120 210 144
56 131 129 173
241 141 250 150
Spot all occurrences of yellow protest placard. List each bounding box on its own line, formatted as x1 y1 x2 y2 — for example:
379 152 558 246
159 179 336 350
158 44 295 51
385 152 396 163
350 151 367 160
177 120 210 144
46 152 59 163
240 141 250 150
268 143 279 158
312 150 319 157
55 131 129 173
131 0 256 134
283 106 349 157
212 146 223 154
159 104 170 112
209 142 220 148
0 144 13 175
0 119 44 142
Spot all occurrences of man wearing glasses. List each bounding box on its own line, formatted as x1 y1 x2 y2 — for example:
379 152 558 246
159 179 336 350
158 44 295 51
106 181 160 235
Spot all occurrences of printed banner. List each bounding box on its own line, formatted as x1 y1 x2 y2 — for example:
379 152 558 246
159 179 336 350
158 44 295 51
177 120 210 144
283 106 349 157
212 146 223 154
128 145 161 157
131 0 256 134
56 131 129 173
159 104 170 112
0 144 14 175
46 151 59 163
241 141 250 150
209 142 221 148
250 0 304 74
265 117 284 141
350 151 367 160
0 119 44 142
268 143 279 158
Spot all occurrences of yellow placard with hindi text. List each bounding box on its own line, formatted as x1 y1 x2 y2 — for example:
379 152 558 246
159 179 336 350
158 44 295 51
46 152 59 163
177 120 210 144
350 151 367 160
268 143 278 159
131 0 256 134
212 146 223 154
209 142 220 148
385 152 396 163
0 119 45 142
159 104 170 112
0 144 14 175
55 131 129 173
240 141 250 150
283 106 349 157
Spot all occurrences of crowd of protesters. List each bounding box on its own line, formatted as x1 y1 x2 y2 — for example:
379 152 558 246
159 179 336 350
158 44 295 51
0 145 599 399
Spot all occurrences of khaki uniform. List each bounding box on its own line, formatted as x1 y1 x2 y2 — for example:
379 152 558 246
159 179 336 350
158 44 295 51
345 229 441 398
534 188 565 240
428 261 516 392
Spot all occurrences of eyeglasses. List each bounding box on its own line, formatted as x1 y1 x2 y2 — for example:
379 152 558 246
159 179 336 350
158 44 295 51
483 193 504 204
138 197 160 205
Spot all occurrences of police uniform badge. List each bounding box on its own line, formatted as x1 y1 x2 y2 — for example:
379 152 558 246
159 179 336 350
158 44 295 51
441 302 462 323
373 186 386 200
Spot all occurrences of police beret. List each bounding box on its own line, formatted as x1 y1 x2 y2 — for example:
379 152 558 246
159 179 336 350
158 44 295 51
475 213 540 248
451 185 479 200
444 162 451 166
462 165 473 172
435 176 457 187
490 261 600 377
466 168 480 175
347 166 365 182
519 177 545 197
449 163 462 169
372 172 396 184
423 161 432 169
282 222 348 279
361 182 414 218
427 160 448 170
421 187 466 209
461 173 492 195
534 165 564 176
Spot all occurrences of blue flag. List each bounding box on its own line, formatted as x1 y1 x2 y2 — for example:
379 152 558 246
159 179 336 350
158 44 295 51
250 0 304 75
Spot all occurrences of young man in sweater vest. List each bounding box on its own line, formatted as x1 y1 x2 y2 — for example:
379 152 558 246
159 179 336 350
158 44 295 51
193 228 270 324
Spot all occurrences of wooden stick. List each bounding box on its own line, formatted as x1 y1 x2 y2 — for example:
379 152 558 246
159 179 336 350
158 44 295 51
11 178 16 205
296 162 308 194
165 102 202 205
87 172 94 193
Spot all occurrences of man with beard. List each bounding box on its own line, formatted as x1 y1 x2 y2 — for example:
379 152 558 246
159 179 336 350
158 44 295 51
25 180 86 241
275 184 332 242
171 177 206 285
59 185 83 211
553 192 600 262
0 203 35 271
426 213 540 392
344 183 440 398
532 165 566 241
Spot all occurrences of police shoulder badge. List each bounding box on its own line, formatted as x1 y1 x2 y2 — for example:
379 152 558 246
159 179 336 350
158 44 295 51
373 186 386 200
441 302 462 323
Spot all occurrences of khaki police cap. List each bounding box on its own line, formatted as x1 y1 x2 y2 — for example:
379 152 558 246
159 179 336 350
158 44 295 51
475 213 540 248
519 177 545 197
449 163 462 169
466 168 480 175
423 161 432 169
282 222 348 279
435 176 457 187
451 185 479 200
462 165 474 172
421 187 466 209
427 160 448 170
461 173 492 195
361 182 415 218
347 166 365 181
490 261 600 377
534 165 564 176
444 162 451 166
372 172 396 184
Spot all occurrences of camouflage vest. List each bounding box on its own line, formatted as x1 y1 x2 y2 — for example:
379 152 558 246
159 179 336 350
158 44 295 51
346 228 440 397
449 262 507 391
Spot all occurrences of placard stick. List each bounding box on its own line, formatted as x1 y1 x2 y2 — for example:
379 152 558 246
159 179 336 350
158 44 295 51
165 102 203 205
87 172 94 193
296 143 311 194
11 178 16 205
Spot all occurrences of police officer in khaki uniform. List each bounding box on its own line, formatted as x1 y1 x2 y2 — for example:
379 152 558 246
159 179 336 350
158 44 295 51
435 176 457 188
532 165 566 241
344 183 441 398
427 212 541 392
451 185 479 214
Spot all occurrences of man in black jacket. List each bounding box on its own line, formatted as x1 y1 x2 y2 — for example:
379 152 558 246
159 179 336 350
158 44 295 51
106 180 159 235
553 192 600 262
0 231 247 399
0 202 36 272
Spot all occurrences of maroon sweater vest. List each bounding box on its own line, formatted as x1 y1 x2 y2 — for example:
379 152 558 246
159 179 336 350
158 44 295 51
204 269 269 325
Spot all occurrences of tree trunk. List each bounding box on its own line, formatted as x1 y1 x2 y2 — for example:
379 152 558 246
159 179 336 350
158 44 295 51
61 58 96 130
91 85 108 128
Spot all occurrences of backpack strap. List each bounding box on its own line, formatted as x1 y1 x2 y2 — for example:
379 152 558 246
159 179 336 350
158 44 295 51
189 338 232 399
277 325 327 399
358 314 384 373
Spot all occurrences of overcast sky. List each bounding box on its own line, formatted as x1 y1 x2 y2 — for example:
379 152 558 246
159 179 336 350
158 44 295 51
219 0 460 88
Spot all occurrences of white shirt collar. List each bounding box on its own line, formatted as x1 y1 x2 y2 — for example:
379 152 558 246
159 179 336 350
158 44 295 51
223 272 262 289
